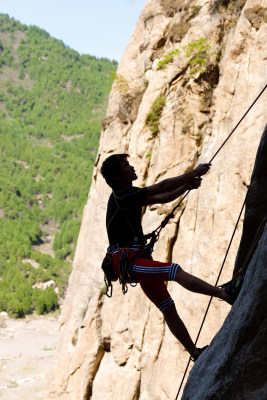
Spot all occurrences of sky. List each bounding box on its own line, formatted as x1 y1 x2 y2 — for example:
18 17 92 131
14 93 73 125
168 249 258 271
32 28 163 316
0 0 146 61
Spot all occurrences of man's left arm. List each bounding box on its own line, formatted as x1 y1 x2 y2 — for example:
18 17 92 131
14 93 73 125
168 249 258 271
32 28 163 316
144 177 202 205
144 163 210 205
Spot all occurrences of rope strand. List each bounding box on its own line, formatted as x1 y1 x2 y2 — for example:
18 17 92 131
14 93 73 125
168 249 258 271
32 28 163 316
147 83 267 247
209 84 267 163
175 189 248 400
174 86 267 399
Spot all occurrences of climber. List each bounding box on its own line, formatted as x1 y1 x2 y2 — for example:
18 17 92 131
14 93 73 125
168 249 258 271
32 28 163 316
101 153 243 361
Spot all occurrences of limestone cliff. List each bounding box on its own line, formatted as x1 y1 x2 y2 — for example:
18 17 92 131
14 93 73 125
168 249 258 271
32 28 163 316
181 125 267 400
183 228 267 400
47 1 267 399
233 123 267 275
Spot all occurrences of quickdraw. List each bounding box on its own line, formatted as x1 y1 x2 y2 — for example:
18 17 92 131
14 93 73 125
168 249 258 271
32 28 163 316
101 252 117 298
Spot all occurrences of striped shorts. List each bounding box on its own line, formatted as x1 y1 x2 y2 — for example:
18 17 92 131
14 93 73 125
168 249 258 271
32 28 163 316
111 246 179 312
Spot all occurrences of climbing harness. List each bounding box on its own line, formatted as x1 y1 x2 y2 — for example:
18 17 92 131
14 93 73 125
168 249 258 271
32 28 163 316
102 244 151 297
174 83 267 400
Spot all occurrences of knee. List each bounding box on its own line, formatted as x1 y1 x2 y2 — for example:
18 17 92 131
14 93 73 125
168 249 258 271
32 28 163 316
175 265 185 282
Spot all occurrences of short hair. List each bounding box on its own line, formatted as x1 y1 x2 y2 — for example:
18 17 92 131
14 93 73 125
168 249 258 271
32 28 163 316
101 153 129 188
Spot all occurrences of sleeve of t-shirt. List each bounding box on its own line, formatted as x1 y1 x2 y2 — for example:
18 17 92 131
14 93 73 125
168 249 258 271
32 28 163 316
118 186 147 206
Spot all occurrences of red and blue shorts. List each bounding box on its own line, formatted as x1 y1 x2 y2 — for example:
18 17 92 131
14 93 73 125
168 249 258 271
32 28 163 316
111 246 179 312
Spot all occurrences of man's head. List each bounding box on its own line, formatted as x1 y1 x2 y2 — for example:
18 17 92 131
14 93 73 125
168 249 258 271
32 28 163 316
101 154 137 189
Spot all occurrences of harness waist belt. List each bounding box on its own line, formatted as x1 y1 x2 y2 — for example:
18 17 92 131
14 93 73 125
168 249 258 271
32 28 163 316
108 237 145 251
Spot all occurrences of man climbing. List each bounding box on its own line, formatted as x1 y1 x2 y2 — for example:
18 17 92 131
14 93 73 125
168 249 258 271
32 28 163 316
101 154 243 361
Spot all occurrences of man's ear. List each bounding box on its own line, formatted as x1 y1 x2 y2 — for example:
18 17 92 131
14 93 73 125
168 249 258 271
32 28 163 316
111 173 121 187
112 173 120 182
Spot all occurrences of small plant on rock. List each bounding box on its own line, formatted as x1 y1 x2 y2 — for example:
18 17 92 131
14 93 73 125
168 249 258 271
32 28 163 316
192 5 202 16
183 38 212 77
157 49 180 70
145 97 166 136
108 72 129 94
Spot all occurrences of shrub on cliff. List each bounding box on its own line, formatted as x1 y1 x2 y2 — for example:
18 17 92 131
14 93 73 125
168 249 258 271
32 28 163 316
157 49 180 70
145 97 166 135
183 37 212 77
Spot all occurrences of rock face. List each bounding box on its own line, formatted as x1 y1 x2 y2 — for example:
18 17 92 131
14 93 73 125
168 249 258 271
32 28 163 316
181 124 267 400
233 124 267 275
47 1 267 399
182 230 267 400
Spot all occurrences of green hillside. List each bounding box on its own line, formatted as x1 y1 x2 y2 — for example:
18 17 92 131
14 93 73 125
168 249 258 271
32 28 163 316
0 14 117 317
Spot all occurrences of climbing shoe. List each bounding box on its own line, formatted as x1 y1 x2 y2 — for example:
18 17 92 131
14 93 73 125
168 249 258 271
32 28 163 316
220 275 244 305
191 345 209 362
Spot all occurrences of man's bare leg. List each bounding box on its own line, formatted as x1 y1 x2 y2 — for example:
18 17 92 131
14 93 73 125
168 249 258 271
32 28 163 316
163 303 199 358
175 266 229 301
162 266 230 358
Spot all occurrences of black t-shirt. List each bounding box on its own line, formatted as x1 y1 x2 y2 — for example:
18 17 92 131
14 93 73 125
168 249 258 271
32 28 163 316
106 186 148 245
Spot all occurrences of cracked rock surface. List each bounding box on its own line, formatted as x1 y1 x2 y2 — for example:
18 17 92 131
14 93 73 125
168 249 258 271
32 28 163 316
181 124 267 400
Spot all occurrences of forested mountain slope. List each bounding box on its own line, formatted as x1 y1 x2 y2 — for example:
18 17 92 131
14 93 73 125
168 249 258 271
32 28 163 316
0 14 117 317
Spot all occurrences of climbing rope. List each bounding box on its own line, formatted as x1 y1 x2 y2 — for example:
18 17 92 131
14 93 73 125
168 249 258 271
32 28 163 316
174 191 248 400
145 83 267 249
174 184 267 400
174 84 267 399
